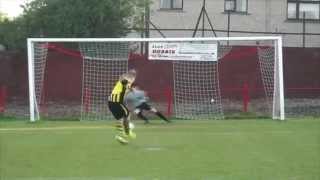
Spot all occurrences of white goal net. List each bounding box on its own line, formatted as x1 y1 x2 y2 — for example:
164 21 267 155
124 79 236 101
27 37 285 121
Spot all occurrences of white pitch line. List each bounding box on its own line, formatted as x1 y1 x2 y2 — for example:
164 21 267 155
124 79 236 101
0 126 113 132
144 147 165 151
0 126 297 136
2 177 135 180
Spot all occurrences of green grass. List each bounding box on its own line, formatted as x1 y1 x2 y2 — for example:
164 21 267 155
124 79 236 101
0 118 320 180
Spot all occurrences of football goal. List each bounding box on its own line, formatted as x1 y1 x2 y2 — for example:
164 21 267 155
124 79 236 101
27 37 285 121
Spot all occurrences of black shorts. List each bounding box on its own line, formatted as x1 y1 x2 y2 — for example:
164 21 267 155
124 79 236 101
108 101 129 120
136 102 151 111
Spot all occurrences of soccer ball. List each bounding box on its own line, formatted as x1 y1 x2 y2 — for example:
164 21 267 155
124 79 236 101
129 122 135 129
211 98 215 103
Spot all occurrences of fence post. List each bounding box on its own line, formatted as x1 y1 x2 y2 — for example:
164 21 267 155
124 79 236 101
242 82 249 112
84 87 91 113
165 86 173 117
0 85 7 113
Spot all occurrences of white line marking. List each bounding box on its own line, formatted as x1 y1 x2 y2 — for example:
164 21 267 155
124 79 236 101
0 126 112 132
144 147 164 151
0 126 298 135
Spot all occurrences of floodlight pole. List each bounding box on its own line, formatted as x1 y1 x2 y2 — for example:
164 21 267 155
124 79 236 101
192 0 217 37
148 21 166 38
143 0 166 56
145 0 150 56
202 0 206 37
227 10 231 45
302 12 306 48
225 1 235 46
141 14 144 55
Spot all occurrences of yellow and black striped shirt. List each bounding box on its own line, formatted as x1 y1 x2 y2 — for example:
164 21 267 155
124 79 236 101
109 80 129 103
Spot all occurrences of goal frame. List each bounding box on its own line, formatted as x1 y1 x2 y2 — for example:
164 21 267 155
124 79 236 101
27 36 285 122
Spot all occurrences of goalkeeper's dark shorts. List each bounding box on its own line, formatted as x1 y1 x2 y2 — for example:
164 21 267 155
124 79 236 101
136 102 152 111
108 101 129 120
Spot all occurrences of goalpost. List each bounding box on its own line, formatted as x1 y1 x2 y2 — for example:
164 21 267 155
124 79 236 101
27 37 285 122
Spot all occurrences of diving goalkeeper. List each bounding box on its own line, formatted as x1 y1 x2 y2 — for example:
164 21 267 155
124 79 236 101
125 85 170 124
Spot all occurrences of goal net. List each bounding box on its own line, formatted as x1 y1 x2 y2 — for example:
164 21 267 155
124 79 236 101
27 37 284 121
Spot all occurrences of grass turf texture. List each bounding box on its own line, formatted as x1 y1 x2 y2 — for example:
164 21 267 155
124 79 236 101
0 118 319 180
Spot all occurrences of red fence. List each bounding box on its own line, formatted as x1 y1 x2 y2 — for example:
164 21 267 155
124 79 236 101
0 46 319 113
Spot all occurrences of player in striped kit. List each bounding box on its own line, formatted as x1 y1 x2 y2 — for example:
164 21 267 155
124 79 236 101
108 69 137 144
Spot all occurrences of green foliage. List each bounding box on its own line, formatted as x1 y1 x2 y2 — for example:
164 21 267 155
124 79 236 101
0 12 8 22
0 0 149 50
0 17 28 50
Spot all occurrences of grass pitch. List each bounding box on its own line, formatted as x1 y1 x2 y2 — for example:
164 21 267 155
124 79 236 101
0 118 319 180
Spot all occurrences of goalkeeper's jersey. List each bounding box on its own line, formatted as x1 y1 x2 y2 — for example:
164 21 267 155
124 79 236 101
109 80 128 103
125 89 148 108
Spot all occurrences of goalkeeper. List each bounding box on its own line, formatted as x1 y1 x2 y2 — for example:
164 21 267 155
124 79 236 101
108 69 137 144
125 85 170 124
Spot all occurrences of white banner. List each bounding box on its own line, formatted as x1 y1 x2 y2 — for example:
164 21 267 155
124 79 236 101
149 42 218 61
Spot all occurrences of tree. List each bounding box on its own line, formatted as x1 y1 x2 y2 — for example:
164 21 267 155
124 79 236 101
0 12 8 22
0 0 149 50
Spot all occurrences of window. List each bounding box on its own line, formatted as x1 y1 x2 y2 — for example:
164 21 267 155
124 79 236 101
160 0 183 10
224 0 248 13
287 0 320 20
